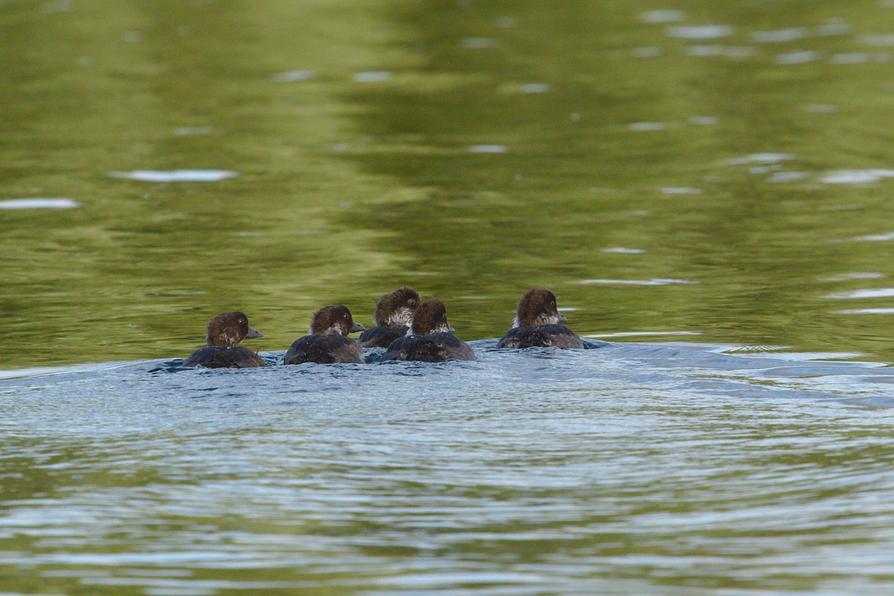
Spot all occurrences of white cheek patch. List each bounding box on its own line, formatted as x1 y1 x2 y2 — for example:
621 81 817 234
312 322 345 336
386 307 413 327
537 313 562 326
408 322 451 336
514 313 561 328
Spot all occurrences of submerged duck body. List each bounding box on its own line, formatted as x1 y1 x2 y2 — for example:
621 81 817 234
497 288 583 349
284 305 365 364
184 311 265 368
381 299 476 362
359 286 421 348
383 332 475 362
184 346 265 369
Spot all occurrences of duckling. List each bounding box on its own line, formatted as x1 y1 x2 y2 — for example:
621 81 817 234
497 288 583 349
284 305 365 364
359 286 421 348
184 311 265 368
381 299 475 362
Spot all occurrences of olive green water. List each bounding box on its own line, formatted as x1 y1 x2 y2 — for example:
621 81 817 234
3 0 894 368
4 2 894 595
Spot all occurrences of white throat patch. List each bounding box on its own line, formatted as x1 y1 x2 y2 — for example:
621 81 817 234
513 312 561 328
407 321 451 336
311 322 345 336
385 307 413 328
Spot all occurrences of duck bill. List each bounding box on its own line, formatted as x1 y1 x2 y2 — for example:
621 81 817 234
246 326 264 339
350 322 366 333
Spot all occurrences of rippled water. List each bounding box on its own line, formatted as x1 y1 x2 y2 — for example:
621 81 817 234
4 0 894 592
3 343 894 593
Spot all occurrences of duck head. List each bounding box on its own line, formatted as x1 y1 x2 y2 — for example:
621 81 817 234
206 311 263 347
409 299 454 336
512 288 566 328
310 305 365 336
374 286 421 328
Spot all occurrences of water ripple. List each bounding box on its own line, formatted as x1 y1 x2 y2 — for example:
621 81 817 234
639 10 686 24
107 170 238 183
0 198 79 209
822 169 894 184
578 278 697 286
2 343 894 592
666 25 733 40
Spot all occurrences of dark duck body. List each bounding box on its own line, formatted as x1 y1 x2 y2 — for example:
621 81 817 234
497 288 583 349
284 305 365 364
381 299 476 362
359 286 420 348
184 312 265 368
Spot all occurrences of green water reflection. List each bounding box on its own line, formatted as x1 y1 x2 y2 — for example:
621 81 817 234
3 0 894 368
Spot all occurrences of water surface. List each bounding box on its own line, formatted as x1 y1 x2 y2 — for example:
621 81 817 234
3 343 894 593
3 0 894 593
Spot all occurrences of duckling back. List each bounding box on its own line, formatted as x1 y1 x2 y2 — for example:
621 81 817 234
497 324 583 349
185 346 265 368
381 333 475 362
284 335 362 364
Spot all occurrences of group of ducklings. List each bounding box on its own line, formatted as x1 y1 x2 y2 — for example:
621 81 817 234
183 287 582 368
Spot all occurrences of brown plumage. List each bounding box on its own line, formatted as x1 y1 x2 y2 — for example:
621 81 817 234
284 305 365 365
381 299 476 362
185 312 265 368
497 289 583 349
360 287 421 348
